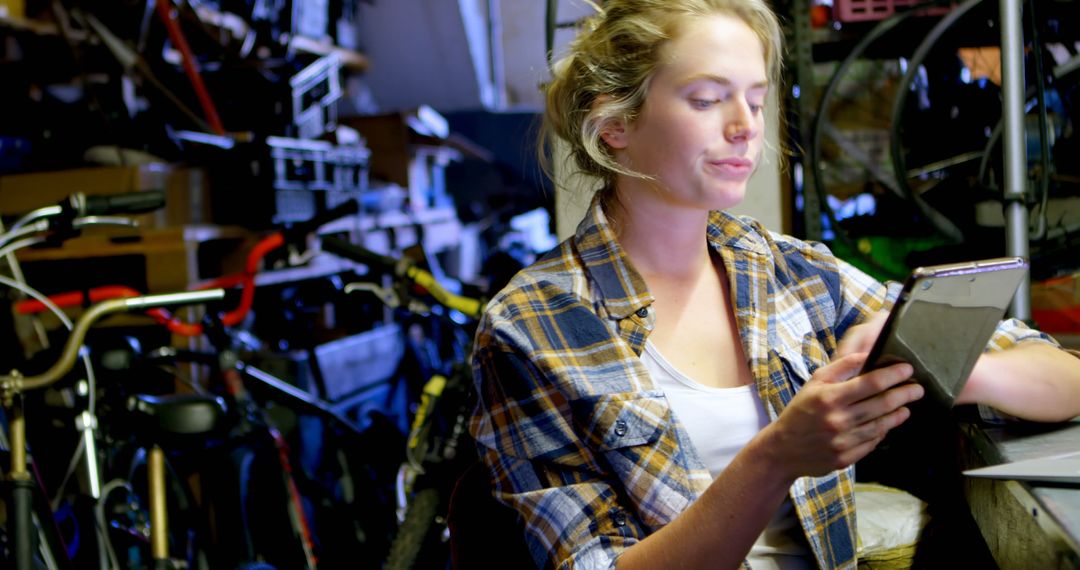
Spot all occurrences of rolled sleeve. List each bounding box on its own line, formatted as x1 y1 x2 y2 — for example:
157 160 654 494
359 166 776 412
470 324 646 569
985 317 1062 352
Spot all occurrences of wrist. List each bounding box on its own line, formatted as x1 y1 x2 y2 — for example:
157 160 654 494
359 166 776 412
958 352 1000 406
743 423 801 488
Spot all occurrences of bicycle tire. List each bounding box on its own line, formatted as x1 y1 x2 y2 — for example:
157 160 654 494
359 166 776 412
808 6 934 280
887 0 987 243
383 487 441 570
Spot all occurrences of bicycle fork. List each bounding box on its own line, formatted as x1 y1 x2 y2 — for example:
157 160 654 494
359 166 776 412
6 400 35 570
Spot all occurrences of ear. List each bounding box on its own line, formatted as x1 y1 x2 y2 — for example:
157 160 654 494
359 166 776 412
592 94 630 150
599 116 630 150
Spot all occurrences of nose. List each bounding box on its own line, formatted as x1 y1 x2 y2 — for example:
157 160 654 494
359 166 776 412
724 102 757 143
725 121 749 143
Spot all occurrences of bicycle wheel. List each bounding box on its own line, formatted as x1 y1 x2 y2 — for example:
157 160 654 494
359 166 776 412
810 5 960 279
888 0 1007 245
815 0 1080 262
889 0 1080 267
383 487 442 570
971 0 1080 244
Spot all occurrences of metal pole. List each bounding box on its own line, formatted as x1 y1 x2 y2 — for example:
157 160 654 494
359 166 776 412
999 0 1031 320
791 0 824 240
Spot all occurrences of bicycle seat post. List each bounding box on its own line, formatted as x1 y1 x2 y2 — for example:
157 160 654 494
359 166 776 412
148 444 170 568
128 391 227 568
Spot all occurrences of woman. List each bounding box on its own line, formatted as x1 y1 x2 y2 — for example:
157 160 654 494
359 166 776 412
469 1 1080 568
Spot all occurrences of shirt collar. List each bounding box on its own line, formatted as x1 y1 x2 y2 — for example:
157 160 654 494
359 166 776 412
572 196 768 319
706 209 768 256
572 195 653 320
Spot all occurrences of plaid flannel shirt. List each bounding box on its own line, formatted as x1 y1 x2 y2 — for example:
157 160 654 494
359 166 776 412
470 198 1055 570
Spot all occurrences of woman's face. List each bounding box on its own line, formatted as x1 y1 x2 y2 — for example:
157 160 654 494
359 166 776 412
607 13 768 212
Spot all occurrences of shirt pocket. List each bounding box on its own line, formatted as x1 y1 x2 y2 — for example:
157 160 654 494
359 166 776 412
573 391 669 451
571 391 693 529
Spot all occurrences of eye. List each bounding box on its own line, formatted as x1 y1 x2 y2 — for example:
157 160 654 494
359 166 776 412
749 103 764 115
690 98 718 110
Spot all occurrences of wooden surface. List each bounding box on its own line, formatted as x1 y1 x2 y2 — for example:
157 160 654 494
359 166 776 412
962 421 1080 569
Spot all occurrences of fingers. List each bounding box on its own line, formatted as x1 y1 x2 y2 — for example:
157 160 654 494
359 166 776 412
809 352 916 400
831 357 918 406
824 406 914 470
770 395 917 477
837 405 912 454
827 365 921 425
808 359 922 469
810 352 868 385
775 351 923 477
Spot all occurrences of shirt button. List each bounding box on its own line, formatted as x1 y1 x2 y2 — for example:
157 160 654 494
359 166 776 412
614 420 628 437
635 307 648 318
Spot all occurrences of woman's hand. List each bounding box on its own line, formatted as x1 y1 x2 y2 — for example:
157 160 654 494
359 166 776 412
757 353 922 480
836 310 889 358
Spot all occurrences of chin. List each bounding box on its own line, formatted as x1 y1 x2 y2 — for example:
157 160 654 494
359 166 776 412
703 185 748 211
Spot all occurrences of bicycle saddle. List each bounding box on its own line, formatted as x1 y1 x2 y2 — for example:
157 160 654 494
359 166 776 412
127 393 228 438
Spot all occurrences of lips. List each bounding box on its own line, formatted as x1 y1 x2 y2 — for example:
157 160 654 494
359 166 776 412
706 157 754 177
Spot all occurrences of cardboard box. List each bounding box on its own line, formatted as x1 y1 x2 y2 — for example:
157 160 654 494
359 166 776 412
0 164 212 228
341 106 454 190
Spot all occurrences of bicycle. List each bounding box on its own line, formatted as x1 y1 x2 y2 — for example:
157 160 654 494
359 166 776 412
320 236 483 570
1 287 225 570
0 189 206 570
8 195 388 569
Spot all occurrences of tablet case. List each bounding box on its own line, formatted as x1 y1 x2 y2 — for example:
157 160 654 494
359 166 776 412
863 257 1028 405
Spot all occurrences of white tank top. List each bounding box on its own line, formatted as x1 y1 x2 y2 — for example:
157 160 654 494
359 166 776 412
640 341 812 570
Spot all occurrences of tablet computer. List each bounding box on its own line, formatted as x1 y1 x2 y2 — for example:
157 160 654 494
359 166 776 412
861 257 1028 406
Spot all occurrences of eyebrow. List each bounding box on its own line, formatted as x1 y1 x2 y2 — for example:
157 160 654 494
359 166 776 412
682 74 769 91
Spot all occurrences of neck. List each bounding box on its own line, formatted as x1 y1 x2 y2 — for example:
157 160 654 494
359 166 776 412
609 184 714 282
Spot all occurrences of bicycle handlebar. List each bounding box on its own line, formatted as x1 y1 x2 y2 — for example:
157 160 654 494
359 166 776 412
0 289 225 398
321 236 484 319
283 200 359 243
82 190 166 216
4 191 165 243
73 216 141 230
320 235 397 271
14 198 362 336
405 266 483 319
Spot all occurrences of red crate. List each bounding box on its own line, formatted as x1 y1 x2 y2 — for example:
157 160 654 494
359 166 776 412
1033 273 1080 334
833 0 950 22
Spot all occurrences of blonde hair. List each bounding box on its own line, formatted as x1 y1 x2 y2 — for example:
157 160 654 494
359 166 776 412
540 0 784 208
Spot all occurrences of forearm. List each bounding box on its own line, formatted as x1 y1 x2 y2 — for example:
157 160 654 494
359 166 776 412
959 342 1080 422
616 434 794 570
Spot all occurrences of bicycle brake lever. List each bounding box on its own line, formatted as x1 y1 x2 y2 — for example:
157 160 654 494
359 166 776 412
73 216 141 230
344 282 402 309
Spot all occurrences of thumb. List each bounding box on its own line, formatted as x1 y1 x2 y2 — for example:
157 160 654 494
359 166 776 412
836 311 889 358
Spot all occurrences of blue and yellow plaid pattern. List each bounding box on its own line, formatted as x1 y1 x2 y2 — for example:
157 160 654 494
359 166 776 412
470 198 1054 569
